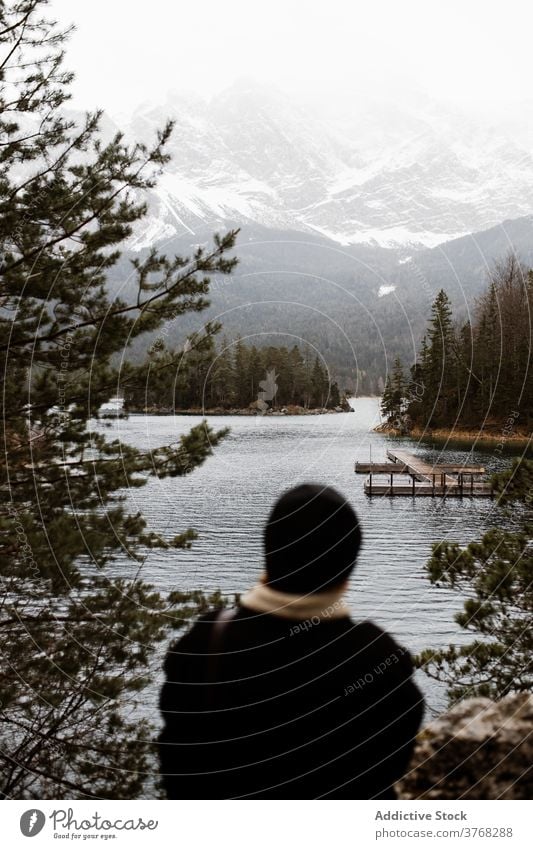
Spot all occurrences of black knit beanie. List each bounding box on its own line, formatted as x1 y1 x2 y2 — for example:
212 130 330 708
264 483 362 594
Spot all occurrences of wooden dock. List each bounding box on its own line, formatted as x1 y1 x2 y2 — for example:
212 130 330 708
355 448 493 497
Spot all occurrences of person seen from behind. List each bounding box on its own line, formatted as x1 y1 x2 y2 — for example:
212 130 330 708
159 483 424 798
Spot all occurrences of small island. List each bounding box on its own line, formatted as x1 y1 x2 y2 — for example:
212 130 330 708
124 339 354 416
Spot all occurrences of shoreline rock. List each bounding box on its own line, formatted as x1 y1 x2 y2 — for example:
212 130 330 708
397 694 533 800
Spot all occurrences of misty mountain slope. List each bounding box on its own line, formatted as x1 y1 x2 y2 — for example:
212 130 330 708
412 214 533 297
95 77 533 388
108 223 416 391
121 82 533 250
110 214 533 391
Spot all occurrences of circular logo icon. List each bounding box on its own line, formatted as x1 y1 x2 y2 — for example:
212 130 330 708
20 810 46 837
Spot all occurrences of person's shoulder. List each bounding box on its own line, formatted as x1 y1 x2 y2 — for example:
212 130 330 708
162 608 221 675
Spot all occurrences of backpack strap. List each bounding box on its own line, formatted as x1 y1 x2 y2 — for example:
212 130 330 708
204 607 236 707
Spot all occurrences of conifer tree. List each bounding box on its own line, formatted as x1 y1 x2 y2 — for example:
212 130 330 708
381 357 405 425
476 280 500 413
287 345 306 405
329 381 341 408
233 336 250 407
391 356 406 409
425 290 456 425
211 337 236 407
0 0 237 797
455 321 474 419
380 375 395 422
418 459 533 702
310 356 328 408
246 345 263 402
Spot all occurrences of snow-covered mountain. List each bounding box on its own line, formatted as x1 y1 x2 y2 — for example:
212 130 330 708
121 81 533 250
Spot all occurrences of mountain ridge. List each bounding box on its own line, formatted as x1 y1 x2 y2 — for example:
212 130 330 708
120 81 533 250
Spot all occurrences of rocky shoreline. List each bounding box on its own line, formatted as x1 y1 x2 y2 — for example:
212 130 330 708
375 422 532 449
126 403 355 417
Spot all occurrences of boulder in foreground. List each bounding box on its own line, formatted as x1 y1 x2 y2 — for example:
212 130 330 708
397 694 533 799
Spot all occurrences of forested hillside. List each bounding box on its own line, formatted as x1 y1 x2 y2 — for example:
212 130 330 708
381 255 533 432
110 216 533 395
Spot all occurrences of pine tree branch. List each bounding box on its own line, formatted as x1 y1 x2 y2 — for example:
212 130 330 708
0 5 33 39
4 113 97 198
1 130 170 278
2 231 238 351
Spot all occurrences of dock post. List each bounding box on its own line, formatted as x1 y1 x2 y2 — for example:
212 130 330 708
412 475 415 496
432 473 435 496
471 474 474 495
369 473 372 497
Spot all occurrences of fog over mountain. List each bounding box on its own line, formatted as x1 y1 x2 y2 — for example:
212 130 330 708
48 0 533 390
88 78 533 392
120 81 533 251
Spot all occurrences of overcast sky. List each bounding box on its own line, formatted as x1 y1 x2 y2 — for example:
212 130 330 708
49 0 533 120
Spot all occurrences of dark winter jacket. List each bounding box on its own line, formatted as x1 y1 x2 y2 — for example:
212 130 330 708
158 604 424 799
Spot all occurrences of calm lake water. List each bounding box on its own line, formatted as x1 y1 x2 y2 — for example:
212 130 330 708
95 397 518 713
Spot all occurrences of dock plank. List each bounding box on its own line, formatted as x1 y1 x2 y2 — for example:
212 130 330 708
355 462 409 474
387 448 454 482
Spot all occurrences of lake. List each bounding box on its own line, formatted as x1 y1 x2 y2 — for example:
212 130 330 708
95 396 516 713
